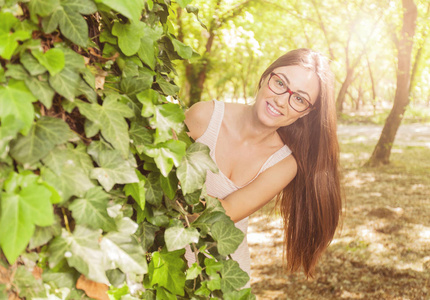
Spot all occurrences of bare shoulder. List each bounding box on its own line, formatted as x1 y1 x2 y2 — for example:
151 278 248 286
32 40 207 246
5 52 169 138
184 100 215 141
262 153 297 183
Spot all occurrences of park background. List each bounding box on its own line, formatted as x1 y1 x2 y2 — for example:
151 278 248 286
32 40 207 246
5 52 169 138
0 0 429 299
173 0 430 298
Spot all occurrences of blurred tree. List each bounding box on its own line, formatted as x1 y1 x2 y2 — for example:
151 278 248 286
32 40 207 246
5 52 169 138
368 0 418 166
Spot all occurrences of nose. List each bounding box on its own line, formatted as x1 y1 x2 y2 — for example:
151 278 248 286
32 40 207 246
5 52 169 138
273 94 288 108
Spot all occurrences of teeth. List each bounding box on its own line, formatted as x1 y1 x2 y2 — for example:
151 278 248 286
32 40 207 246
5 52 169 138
268 103 282 115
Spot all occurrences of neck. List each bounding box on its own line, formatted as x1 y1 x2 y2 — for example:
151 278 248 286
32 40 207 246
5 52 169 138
236 104 279 145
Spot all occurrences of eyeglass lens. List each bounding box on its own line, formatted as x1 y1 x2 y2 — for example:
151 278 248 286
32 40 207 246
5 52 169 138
268 74 310 112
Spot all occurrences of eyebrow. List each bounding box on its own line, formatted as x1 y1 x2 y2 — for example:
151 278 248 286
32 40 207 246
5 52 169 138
278 73 311 100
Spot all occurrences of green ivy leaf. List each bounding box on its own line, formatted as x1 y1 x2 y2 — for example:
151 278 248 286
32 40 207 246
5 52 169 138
95 0 145 24
61 0 97 15
76 78 97 102
32 48 65 76
120 67 154 95
29 0 61 17
124 171 146 210
204 258 223 277
159 172 178 200
211 219 244 256
224 288 255 300
58 6 89 47
164 225 199 252
151 102 185 144
147 249 186 296
20 51 48 76
69 186 116 232
101 220 147 275
112 22 145 56
25 75 55 108
87 139 113 165
136 89 158 117
10 116 72 165
0 12 31 59
137 25 162 69
129 122 153 154
0 115 24 159
155 74 180 96
41 7 62 33
207 274 221 291
144 172 163 206
220 260 250 293
137 222 159 252
42 271 76 290
0 79 37 135
192 210 228 238
48 226 109 284
49 67 80 101
41 166 94 202
43 143 94 175
61 47 86 71
0 182 53 263
143 140 186 177
41 144 95 201
185 263 202 280
0 12 18 33
4 64 29 80
77 95 134 157
29 215 62 249
177 143 218 195
13 266 45 298
91 150 139 191
171 38 193 59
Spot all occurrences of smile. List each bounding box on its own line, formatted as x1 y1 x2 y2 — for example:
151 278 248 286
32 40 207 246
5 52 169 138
266 102 283 116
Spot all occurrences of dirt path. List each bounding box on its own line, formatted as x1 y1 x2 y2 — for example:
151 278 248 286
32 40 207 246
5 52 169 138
248 123 430 300
337 123 430 147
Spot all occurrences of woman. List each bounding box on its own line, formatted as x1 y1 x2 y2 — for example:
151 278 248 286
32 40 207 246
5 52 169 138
184 48 342 281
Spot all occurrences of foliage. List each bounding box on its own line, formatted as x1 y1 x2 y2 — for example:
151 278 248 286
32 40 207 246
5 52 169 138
0 1 255 299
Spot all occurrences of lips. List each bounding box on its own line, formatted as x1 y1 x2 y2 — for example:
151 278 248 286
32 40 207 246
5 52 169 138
266 102 283 116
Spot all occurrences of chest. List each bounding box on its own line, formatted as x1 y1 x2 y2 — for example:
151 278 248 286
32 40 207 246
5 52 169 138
214 129 281 187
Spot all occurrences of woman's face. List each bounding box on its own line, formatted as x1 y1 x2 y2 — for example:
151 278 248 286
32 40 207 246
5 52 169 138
254 65 320 128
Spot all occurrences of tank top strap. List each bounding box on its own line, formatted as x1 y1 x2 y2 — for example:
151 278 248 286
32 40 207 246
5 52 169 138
195 100 224 152
259 145 292 173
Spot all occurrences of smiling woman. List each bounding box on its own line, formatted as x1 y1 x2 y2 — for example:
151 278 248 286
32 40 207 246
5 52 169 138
184 48 342 283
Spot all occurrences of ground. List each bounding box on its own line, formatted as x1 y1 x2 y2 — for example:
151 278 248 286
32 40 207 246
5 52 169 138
248 123 430 300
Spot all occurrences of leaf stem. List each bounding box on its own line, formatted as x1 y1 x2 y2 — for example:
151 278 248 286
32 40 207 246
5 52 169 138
62 207 71 233
176 200 204 281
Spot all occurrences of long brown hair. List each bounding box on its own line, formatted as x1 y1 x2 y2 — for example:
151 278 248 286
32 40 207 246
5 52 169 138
259 48 342 277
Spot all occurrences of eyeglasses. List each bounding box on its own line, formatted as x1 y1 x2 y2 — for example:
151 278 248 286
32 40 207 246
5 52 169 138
267 72 313 113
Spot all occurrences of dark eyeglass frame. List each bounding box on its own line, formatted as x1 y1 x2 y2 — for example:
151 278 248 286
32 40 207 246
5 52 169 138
267 72 314 113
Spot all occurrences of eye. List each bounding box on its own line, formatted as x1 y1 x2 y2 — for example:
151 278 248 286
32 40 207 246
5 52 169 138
275 79 284 87
293 94 305 104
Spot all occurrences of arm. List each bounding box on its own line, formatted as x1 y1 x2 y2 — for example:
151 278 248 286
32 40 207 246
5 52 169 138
184 100 214 141
219 155 297 223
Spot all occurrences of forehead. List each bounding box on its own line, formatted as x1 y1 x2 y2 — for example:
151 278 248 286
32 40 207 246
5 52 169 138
272 65 320 103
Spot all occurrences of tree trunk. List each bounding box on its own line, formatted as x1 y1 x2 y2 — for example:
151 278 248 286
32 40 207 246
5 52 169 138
183 0 253 105
336 68 354 113
366 53 377 107
367 0 417 167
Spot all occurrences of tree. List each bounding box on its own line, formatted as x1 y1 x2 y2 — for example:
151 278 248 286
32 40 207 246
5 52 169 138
367 0 418 166
0 1 255 299
177 0 256 105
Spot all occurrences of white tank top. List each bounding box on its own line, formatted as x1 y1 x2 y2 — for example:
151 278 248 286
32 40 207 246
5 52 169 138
184 99 292 285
